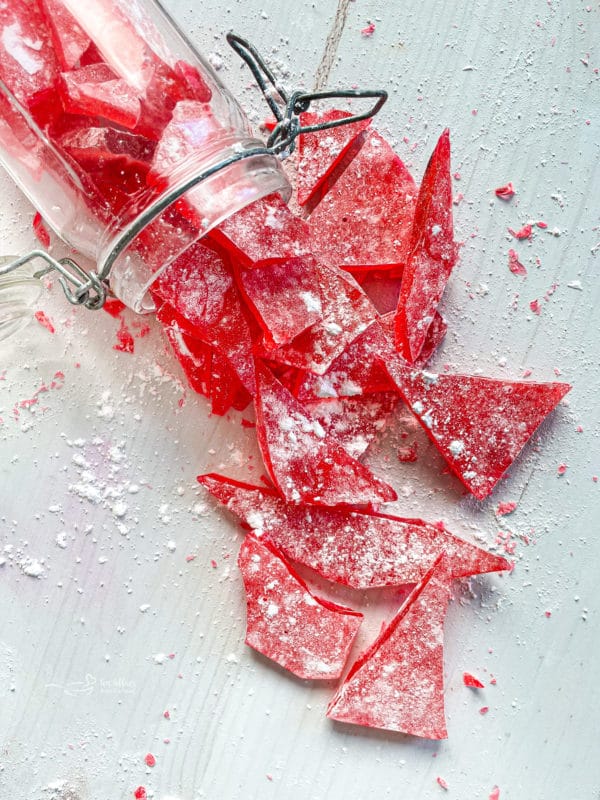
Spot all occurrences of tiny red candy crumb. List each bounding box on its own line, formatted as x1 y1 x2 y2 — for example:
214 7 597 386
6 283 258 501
361 22 376 36
536 220 548 229
241 418 256 429
496 501 517 516
557 464 568 476
489 787 500 800
34 310 55 334
185 554 196 562
495 182 515 200
529 299 541 315
32 212 51 248
508 223 532 240
163 710 170 719
545 610 552 618
266 774 273 782
114 318 135 353
437 776 449 790
103 297 126 318
508 249 527 276
134 788 147 800
576 425 583 433
479 705 489 714
210 559 217 569
463 672 485 688
144 753 156 767
398 442 418 462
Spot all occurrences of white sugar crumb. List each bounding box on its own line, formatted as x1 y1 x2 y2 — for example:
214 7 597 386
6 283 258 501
112 501 128 518
55 532 68 549
324 322 343 336
266 603 279 617
339 380 362 397
449 439 465 456
299 291 322 314
422 371 439 385
139 604 150 613
153 653 168 665
422 411 434 429
412 401 424 415
265 206 283 230
19 557 44 578
225 652 239 663
165 539 177 552
207 51 223 70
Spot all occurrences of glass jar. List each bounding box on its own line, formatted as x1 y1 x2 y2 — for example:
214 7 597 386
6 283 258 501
0 0 290 312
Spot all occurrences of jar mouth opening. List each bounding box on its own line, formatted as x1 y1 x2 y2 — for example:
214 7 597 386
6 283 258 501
97 138 290 313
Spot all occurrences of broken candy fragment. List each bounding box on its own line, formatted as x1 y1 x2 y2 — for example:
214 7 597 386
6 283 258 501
395 129 458 363
254 363 397 507
308 130 417 272
239 534 362 680
326 555 451 738
39 0 91 70
296 108 371 206
59 64 142 130
155 302 212 398
211 193 311 268
198 473 510 588
495 182 515 200
262 265 377 376
463 672 485 688
384 359 571 499
235 256 323 347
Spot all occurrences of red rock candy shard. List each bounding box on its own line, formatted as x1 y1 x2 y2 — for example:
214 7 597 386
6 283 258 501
254 363 397 506
209 350 252 415
395 129 458 363
153 241 255 395
239 534 363 680
294 320 395 401
296 109 371 206
303 393 399 459
326 555 451 738
211 193 311 268
235 256 324 347
384 358 571 500
39 0 91 70
0 0 60 120
59 64 142 130
155 302 212 397
379 308 447 368
308 130 417 272
197 473 510 588
262 266 377 376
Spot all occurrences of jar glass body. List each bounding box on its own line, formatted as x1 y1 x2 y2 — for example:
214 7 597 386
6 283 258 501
0 0 289 311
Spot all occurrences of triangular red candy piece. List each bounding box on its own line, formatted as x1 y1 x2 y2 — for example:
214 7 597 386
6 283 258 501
198 473 510 588
239 534 362 680
235 256 323 347
153 241 256 396
211 193 311 268
254 363 397 507
308 130 417 272
380 309 448 368
384 359 571 499
326 555 451 738
395 129 458 363
296 109 371 206
59 64 142 130
259 266 377 376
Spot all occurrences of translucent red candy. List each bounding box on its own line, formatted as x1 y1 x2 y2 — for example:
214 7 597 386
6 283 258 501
308 130 417 273
59 64 142 130
235 256 324 347
463 672 485 688
395 129 458 363
153 241 256 396
197 473 510 588
260 266 377 376
239 534 362 680
211 193 311 268
296 109 371 206
0 0 59 121
302 393 399 459
326 556 451 738
156 302 212 397
39 0 91 70
384 359 571 499
254 362 397 507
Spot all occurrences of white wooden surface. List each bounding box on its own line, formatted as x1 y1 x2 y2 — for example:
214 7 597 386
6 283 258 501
1 2 599 798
